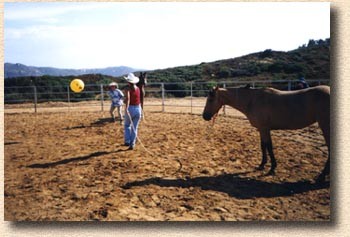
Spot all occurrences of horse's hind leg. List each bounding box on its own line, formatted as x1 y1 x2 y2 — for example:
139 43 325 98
316 111 331 182
316 156 330 183
316 115 330 182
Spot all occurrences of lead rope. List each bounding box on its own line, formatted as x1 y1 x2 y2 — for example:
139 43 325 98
125 107 153 156
125 106 182 174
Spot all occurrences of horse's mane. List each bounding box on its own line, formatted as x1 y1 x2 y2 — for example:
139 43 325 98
224 85 285 97
225 84 256 90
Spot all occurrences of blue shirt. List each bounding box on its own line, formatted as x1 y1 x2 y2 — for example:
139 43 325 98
108 89 124 106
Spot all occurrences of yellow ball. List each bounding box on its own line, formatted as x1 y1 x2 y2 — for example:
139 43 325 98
70 79 84 93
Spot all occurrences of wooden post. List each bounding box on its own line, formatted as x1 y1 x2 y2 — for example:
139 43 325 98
33 86 37 113
288 80 292 91
100 84 104 112
190 82 193 114
223 83 226 116
161 83 165 112
67 85 71 110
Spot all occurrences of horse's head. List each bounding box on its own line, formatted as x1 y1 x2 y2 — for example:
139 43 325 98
138 72 147 85
203 86 223 121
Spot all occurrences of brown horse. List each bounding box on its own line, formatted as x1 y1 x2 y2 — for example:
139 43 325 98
203 85 330 182
137 72 147 111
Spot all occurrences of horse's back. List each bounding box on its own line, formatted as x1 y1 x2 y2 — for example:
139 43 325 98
266 85 329 96
248 85 330 130
266 85 329 105
310 86 330 143
305 85 330 116
313 85 330 94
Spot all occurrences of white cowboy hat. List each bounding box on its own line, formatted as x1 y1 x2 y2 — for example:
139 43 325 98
124 73 139 84
109 82 118 87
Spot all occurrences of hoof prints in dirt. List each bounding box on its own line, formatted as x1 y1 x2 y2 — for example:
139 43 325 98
4 111 330 221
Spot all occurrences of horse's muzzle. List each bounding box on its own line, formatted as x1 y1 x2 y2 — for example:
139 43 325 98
202 112 212 121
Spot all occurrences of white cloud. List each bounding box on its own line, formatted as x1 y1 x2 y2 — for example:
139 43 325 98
4 2 115 21
5 2 330 69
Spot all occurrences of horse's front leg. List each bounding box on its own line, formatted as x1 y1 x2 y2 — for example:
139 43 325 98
141 87 145 110
257 140 267 170
259 129 277 175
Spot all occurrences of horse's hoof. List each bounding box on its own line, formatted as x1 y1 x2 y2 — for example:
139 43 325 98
315 175 325 183
266 170 275 176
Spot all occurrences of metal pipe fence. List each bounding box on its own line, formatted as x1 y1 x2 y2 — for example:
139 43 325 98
4 79 329 114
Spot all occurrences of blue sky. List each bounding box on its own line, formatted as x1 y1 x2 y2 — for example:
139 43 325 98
4 2 330 70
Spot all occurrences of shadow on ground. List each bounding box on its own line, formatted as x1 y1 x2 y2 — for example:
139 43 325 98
122 172 329 199
27 149 128 168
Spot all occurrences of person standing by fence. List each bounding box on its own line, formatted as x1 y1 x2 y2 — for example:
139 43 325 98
123 73 142 150
108 82 124 123
296 76 309 89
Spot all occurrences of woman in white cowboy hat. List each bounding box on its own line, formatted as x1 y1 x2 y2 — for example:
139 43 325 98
108 82 124 123
123 73 141 150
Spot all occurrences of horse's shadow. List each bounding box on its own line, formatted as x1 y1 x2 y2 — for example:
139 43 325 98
122 172 329 199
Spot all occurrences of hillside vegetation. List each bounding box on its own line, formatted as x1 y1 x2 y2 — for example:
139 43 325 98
147 38 330 83
4 38 329 101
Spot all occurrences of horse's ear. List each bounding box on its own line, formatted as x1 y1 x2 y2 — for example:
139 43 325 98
209 86 216 97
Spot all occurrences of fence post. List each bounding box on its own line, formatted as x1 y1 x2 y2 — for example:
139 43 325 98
67 85 71 110
190 82 193 114
33 86 37 113
223 83 226 116
100 84 104 112
288 80 292 91
161 83 165 112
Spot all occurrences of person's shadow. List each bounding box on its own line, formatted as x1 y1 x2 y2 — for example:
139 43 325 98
64 118 113 130
27 148 128 169
122 172 329 199
90 118 114 126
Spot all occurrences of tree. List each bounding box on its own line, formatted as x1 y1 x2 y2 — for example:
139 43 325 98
259 49 273 58
307 39 316 47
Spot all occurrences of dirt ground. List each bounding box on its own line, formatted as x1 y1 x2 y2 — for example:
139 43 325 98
4 105 330 221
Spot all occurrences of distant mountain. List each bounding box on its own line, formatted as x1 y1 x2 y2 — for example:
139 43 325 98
4 63 141 78
5 38 330 85
4 38 330 101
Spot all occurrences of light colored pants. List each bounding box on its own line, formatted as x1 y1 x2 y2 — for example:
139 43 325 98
110 105 123 120
124 105 141 146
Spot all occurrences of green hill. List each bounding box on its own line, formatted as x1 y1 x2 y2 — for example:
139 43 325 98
146 38 330 83
5 38 329 87
4 38 329 101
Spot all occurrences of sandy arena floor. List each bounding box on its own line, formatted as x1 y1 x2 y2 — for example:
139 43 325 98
4 107 330 221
